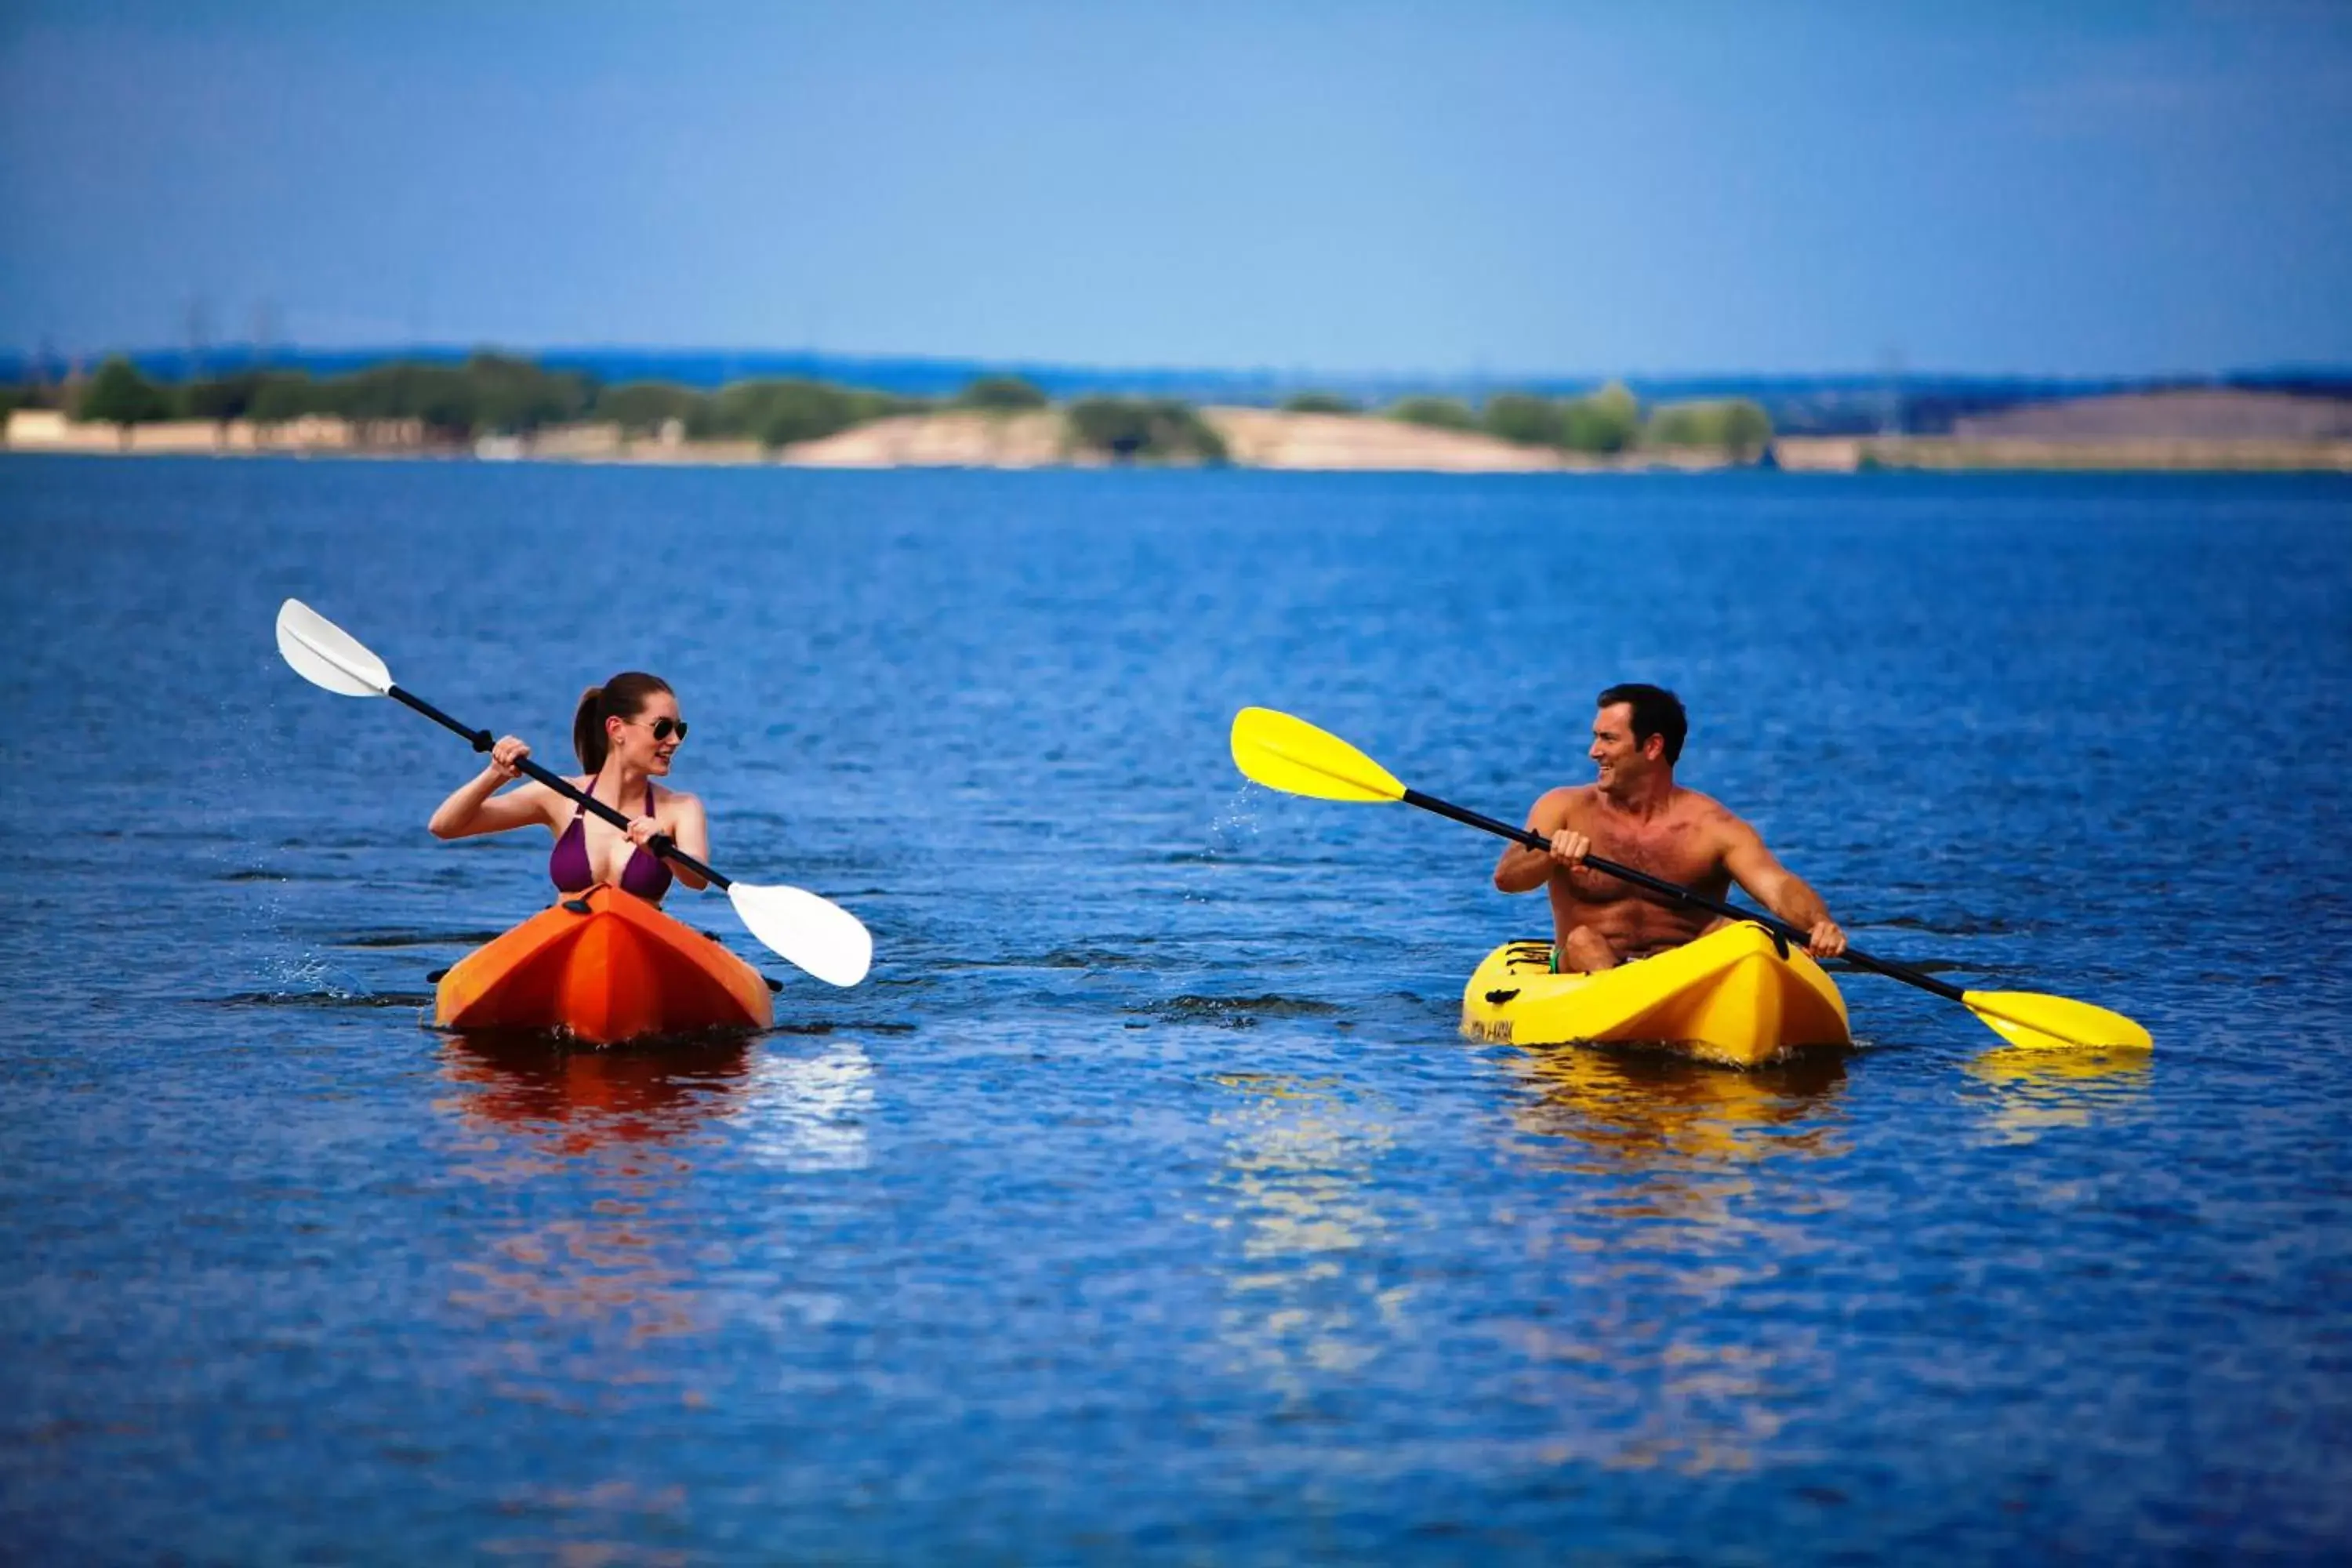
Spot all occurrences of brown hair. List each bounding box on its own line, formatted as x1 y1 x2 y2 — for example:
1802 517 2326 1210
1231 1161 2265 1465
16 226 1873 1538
572 672 674 772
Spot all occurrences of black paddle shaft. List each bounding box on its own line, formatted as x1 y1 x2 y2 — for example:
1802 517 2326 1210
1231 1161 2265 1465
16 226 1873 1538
1399 786 1968 1003
388 684 732 891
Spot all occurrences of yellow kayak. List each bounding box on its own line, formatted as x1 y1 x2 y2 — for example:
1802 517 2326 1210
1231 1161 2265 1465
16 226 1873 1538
1460 922 1850 1068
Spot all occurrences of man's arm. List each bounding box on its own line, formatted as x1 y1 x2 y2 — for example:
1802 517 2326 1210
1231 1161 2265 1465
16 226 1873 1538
1494 789 1581 894
1719 818 1846 957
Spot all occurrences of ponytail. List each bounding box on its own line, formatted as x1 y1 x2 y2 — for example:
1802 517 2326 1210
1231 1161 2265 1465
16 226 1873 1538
572 672 674 772
572 686 608 773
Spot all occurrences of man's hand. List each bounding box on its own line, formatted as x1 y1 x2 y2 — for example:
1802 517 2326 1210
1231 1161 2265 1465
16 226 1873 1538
1546 829 1591 869
1805 919 1846 960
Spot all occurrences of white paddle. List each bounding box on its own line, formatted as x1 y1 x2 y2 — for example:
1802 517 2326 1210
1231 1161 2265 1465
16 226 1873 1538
275 597 873 987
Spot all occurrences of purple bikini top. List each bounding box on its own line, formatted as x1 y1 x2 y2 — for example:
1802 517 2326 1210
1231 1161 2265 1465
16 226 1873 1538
550 780 673 902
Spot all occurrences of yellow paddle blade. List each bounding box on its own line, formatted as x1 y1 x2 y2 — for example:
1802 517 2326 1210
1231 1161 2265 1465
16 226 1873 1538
1962 989 2154 1051
1229 707 1407 804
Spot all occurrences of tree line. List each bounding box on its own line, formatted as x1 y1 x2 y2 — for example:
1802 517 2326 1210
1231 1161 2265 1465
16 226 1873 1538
19 354 1229 462
14 354 1766 463
1282 381 1773 457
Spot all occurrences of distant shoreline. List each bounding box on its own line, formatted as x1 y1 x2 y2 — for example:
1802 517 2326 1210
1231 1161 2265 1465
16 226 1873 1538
7 405 2350 474
2 405 1746 474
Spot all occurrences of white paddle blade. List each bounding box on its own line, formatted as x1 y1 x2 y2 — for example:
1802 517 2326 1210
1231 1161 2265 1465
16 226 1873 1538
729 883 873 987
276 599 394 698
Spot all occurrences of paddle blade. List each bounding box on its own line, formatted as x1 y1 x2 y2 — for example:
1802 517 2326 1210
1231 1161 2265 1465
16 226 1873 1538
1962 989 2154 1051
728 882 873 987
1230 707 1406 803
276 599 393 698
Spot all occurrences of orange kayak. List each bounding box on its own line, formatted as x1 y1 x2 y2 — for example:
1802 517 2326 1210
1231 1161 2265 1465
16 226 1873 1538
434 885 774 1044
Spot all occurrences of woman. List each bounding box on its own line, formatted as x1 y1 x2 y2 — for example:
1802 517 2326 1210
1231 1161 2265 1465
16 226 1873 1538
428 672 709 903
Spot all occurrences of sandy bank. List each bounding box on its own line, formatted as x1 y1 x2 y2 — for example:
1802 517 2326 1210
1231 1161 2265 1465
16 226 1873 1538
1206 408 1563 471
780 408 1739 472
779 410 1072 467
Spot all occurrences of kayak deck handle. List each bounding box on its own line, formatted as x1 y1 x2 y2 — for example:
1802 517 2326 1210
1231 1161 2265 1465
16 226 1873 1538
1485 989 1520 1005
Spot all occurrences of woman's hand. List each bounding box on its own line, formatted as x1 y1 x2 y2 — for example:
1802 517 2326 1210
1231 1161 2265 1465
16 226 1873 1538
488 735 530 785
625 815 667 854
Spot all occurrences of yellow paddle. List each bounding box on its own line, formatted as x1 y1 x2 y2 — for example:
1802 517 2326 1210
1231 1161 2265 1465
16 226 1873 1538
1229 706 2152 1051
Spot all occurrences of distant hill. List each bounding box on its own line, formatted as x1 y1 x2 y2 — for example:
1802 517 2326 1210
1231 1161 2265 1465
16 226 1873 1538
4 343 2347 438
1952 388 2352 441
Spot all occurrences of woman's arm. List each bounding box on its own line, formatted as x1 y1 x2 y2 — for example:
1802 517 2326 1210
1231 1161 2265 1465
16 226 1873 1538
428 736 554 840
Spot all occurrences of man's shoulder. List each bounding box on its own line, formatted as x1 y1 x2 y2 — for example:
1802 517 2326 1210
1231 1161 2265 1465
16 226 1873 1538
1534 783 1599 821
1671 787 1757 840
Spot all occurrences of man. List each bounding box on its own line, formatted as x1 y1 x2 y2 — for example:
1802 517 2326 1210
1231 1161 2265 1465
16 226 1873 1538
1492 683 1847 972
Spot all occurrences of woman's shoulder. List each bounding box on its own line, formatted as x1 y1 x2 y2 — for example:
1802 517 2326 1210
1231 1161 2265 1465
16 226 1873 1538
525 776 593 815
653 784 703 812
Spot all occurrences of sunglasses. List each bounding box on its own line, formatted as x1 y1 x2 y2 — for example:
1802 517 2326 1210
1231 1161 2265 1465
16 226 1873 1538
634 716 689 742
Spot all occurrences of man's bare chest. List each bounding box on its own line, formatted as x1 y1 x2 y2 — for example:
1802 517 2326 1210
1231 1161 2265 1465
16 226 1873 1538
1561 812 1720 900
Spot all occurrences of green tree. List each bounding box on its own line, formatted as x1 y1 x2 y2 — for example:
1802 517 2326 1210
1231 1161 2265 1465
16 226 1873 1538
1560 381 1641 454
1642 403 1706 447
465 352 593 435
750 382 855 448
594 380 713 437
1482 392 1564 446
1386 395 1477 431
1719 399 1772 457
1281 391 1359 415
957 375 1049 412
184 369 272 426
1642 397 1773 458
1065 397 1227 463
248 372 324 425
706 379 916 450
79 357 173 431
331 361 476 437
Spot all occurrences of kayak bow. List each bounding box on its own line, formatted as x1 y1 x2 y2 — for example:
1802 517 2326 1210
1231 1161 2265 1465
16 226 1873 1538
435 886 775 1045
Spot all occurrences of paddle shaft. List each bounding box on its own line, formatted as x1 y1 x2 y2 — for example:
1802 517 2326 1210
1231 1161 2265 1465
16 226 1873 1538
1399 786 1971 1004
388 685 733 891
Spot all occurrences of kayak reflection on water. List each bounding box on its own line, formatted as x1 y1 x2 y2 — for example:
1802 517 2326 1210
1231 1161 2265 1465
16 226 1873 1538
435 1036 750 1381
1509 1045 1850 1181
442 1033 752 1156
1497 1047 1849 1474
427 671 707 903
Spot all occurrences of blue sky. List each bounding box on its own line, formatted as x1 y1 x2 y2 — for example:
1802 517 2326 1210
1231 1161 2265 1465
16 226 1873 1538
2 1 2347 376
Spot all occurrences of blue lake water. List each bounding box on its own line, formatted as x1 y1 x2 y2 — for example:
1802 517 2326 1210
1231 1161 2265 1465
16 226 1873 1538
2 456 2349 1561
